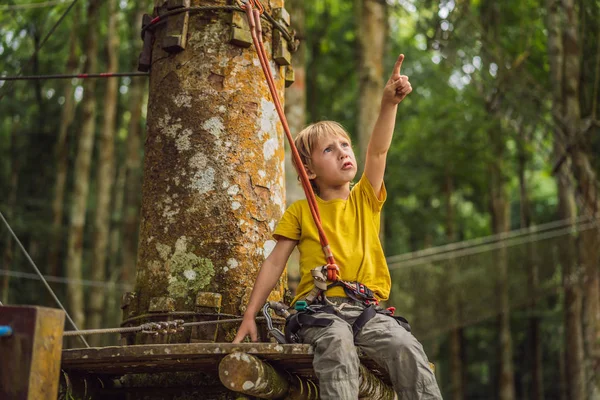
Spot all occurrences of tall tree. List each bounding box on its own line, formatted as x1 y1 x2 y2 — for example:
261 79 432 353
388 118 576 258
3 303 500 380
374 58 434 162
546 0 587 398
65 0 100 331
516 121 543 400
445 171 465 400
88 0 120 345
479 1 516 397
560 2 600 396
120 3 149 285
48 18 79 280
356 0 386 164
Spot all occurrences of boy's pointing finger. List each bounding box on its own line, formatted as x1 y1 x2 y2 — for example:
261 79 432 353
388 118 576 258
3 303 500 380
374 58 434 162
392 54 404 78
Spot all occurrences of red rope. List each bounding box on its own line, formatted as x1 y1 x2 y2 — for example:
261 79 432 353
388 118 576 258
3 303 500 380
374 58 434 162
243 2 338 281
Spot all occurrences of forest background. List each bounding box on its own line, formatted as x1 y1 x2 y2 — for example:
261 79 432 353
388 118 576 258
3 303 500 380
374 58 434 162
0 0 599 399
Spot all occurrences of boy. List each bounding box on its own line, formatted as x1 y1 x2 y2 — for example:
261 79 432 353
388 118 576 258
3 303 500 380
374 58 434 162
233 55 442 399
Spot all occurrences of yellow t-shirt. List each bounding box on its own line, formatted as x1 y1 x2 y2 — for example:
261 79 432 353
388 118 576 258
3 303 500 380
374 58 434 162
274 175 391 304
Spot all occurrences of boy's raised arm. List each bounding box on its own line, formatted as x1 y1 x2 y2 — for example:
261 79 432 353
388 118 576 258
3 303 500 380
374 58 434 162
364 54 412 198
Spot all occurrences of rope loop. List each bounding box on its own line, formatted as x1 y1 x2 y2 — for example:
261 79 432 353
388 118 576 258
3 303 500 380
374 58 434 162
238 0 264 14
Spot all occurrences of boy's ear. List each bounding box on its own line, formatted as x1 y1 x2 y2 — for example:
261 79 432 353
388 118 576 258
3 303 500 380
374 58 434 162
304 165 316 180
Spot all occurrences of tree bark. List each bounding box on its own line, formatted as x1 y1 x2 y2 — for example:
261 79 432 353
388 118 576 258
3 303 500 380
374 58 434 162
133 0 287 342
88 0 120 346
546 1 586 397
48 10 79 280
65 0 100 333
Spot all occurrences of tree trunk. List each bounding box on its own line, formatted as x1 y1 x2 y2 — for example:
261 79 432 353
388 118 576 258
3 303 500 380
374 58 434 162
1 122 20 305
356 0 386 246
445 173 464 400
488 123 515 400
546 1 586 397
517 127 543 400
559 0 600 396
132 0 287 342
120 3 147 286
65 0 100 333
88 0 120 346
284 0 306 206
356 0 386 164
48 9 79 280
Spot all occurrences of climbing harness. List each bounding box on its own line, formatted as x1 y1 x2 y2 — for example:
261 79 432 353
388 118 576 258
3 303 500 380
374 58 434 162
241 0 411 343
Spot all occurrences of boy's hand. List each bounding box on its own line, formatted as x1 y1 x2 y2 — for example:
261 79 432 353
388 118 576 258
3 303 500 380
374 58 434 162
382 54 412 105
232 315 258 343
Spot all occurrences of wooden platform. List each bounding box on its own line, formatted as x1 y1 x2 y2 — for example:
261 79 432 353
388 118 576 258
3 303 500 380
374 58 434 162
61 342 390 383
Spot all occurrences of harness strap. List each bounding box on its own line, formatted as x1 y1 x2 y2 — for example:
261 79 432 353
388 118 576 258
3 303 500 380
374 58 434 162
352 305 377 337
285 310 334 343
327 280 379 305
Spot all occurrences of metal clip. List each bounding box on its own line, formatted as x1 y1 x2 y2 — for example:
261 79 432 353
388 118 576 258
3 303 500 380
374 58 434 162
262 303 287 344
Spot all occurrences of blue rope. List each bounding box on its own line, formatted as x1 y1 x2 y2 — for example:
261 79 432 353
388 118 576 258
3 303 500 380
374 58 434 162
0 326 13 337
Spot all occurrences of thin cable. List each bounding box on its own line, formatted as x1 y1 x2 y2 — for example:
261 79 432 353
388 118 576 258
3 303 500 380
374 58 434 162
0 210 89 348
0 71 149 81
0 0 68 10
0 0 79 102
386 215 597 264
0 269 132 290
63 317 276 337
388 218 597 269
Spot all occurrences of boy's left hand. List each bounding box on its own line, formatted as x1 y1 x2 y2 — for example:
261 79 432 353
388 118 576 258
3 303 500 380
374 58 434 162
382 54 412 105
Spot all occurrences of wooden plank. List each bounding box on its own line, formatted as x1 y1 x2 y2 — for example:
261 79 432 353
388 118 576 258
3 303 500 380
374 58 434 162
0 306 65 400
61 342 390 384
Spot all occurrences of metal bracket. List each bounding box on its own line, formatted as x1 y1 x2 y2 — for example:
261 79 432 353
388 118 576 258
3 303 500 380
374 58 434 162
162 0 190 53
138 14 153 72
272 7 291 66
285 65 295 87
230 10 253 48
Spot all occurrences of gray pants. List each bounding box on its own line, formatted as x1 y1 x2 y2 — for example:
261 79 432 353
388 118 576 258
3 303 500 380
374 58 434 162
298 299 442 400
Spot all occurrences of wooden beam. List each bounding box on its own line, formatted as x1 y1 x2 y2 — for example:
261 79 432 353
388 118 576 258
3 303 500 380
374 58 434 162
0 306 65 400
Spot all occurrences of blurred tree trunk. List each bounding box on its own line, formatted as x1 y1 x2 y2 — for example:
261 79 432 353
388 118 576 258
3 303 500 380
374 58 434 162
546 1 585 398
479 2 515 397
65 0 100 332
356 0 386 246
356 0 385 164
48 16 79 280
1 121 20 305
561 2 600 397
88 0 119 346
516 123 543 400
284 0 306 206
120 3 148 285
488 123 515 400
445 172 465 400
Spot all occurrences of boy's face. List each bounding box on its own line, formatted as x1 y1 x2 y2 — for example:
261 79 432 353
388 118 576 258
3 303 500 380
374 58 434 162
306 133 357 189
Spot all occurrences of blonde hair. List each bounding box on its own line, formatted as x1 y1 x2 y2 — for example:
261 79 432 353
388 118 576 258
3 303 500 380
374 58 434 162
293 121 352 194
